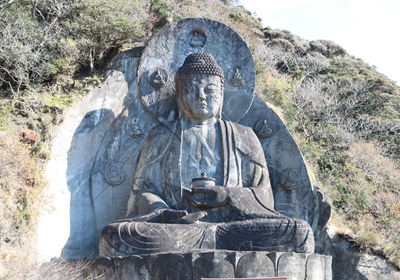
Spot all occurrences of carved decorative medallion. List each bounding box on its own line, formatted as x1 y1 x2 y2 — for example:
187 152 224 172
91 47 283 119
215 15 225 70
188 30 206 48
255 119 273 138
280 169 300 191
227 68 246 87
148 67 168 88
104 163 125 186
125 117 143 139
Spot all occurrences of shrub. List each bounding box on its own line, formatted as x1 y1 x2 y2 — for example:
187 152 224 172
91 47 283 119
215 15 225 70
268 38 294 52
0 133 48 277
310 40 327 55
229 11 263 30
318 40 347 57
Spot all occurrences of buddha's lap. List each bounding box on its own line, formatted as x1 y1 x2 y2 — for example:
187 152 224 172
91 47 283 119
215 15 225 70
100 217 314 254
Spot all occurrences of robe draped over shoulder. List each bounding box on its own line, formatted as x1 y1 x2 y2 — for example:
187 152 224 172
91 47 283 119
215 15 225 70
125 119 277 220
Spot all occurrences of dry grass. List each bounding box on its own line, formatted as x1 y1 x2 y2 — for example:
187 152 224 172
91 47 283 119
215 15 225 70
1 257 101 280
315 141 400 267
0 134 49 278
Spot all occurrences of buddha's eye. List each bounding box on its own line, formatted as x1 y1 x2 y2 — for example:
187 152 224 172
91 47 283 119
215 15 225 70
183 85 197 95
204 85 218 95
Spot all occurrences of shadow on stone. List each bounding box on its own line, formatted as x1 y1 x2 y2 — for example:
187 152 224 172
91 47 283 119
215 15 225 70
151 254 192 280
62 109 114 258
193 251 235 280
93 257 115 280
118 255 150 280
236 251 275 278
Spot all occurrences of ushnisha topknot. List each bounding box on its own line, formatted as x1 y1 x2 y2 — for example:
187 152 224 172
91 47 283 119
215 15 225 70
175 53 224 79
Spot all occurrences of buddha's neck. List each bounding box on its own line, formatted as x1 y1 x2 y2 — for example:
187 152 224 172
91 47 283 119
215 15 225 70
182 116 217 127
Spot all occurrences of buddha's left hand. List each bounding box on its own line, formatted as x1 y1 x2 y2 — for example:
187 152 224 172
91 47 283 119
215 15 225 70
184 186 229 209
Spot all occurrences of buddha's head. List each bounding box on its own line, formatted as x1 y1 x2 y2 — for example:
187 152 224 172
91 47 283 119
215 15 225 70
175 53 224 121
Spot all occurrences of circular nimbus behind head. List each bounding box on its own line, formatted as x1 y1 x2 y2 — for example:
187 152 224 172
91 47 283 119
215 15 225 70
137 18 256 124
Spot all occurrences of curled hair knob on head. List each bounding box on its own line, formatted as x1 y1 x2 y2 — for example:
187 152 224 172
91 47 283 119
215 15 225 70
175 53 224 80
175 53 225 119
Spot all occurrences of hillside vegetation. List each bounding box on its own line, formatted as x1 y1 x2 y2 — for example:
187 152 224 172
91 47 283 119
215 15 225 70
1 0 399 277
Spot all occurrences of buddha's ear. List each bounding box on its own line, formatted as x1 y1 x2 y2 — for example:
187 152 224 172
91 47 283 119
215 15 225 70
218 77 224 119
175 78 183 119
177 96 183 119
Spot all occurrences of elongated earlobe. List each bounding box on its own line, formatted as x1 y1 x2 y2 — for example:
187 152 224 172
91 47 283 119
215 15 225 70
177 97 183 119
218 77 224 119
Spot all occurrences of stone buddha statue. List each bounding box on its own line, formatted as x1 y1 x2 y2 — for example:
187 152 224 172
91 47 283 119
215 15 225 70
99 53 314 257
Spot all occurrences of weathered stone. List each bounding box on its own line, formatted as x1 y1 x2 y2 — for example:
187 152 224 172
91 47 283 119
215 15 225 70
91 251 333 280
99 52 315 257
357 254 400 280
151 254 192 280
236 251 275 278
93 257 115 280
306 253 332 280
312 185 332 239
137 18 256 124
38 49 142 260
118 255 150 280
239 95 315 226
277 252 306 280
39 19 327 274
193 251 235 280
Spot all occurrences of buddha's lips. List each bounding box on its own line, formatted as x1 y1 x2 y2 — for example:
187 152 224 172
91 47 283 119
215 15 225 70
196 102 207 108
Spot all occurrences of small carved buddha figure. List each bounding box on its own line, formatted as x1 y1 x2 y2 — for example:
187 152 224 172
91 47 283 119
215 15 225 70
230 68 244 87
99 53 314 257
190 31 204 47
126 118 143 138
256 119 273 138
152 69 166 86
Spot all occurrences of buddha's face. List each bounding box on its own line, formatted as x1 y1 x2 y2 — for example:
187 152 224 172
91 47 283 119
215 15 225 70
178 74 222 121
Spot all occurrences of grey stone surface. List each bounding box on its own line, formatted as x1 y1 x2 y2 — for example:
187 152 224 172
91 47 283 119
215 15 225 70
306 253 332 280
239 95 315 226
40 18 325 263
357 255 400 280
118 255 150 280
152 254 192 280
193 251 235 280
236 251 275 278
38 48 143 260
99 52 314 257
315 226 400 280
91 251 333 280
277 252 306 280
312 186 332 239
137 18 255 123
93 257 115 279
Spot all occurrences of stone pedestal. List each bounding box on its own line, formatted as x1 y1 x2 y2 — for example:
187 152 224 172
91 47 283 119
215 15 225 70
92 251 332 280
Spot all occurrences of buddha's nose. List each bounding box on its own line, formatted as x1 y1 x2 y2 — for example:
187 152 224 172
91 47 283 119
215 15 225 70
197 88 206 100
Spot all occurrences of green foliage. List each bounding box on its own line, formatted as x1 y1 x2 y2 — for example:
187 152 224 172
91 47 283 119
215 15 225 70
63 0 150 72
310 40 327 54
268 38 294 52
229 11 262 30
261 25 400 265
0 2 57 95
151 0 182 30
1 0 399 271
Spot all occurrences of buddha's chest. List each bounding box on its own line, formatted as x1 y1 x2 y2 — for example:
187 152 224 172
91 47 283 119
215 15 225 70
181 125 223 187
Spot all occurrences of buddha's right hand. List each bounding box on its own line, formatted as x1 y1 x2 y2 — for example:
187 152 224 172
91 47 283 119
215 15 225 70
160 209 207 224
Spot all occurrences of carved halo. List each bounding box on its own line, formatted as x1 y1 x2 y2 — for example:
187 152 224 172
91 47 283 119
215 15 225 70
137 18 256 124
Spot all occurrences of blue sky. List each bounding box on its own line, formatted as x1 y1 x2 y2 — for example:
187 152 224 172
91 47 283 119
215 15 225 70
239 0 400 84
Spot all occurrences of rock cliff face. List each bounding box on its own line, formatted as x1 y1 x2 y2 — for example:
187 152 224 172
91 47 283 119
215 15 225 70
38 47 143 260
316 227 400 280
38 46 400 279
